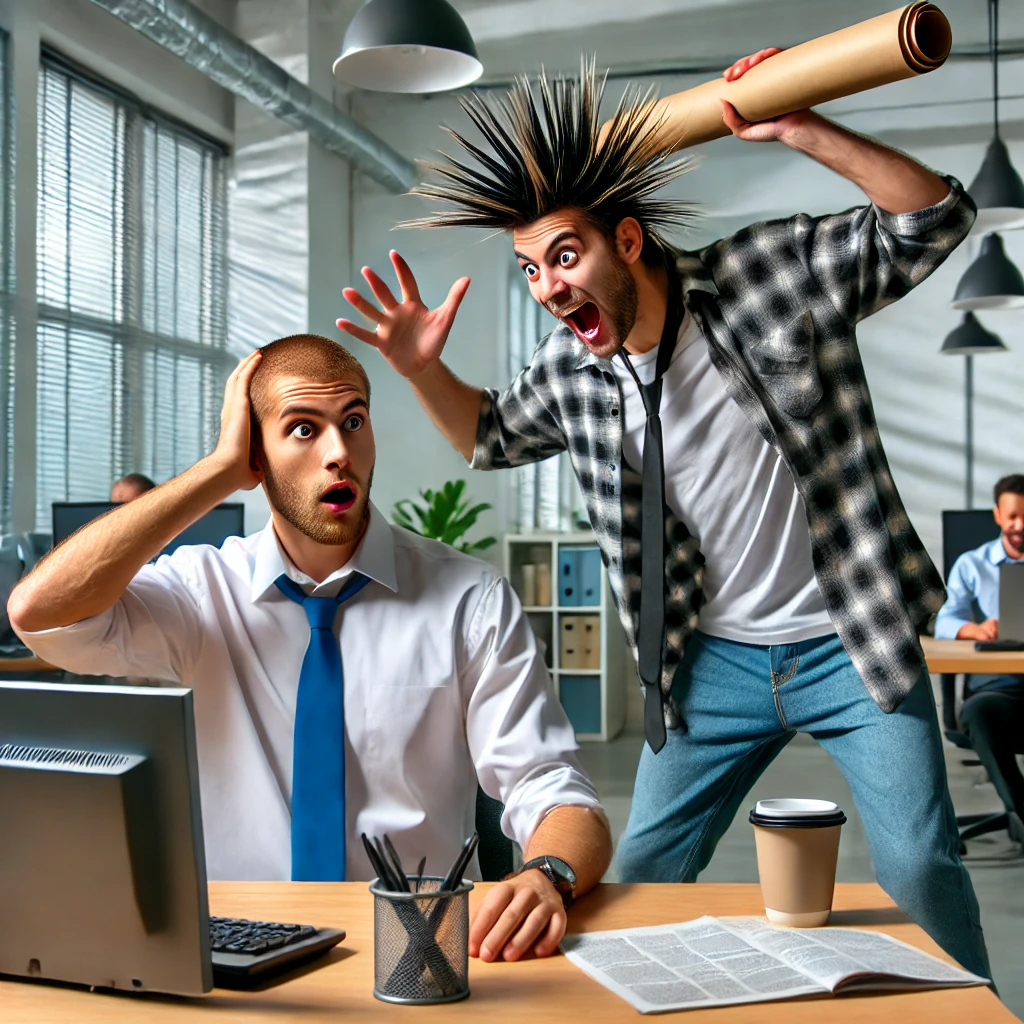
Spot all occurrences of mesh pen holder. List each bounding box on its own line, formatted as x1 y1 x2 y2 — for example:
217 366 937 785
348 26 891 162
371 876 474 1004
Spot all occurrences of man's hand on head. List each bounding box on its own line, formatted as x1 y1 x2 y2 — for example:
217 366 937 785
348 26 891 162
210 349 264 492
468 869 567 963
337 251 470 380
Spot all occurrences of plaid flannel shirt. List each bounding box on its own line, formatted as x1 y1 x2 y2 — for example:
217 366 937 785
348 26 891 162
471 178 975 724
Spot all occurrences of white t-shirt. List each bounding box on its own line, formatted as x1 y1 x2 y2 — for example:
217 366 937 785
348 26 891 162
610 311 835 644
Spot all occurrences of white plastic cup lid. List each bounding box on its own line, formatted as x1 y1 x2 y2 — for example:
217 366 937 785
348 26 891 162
754 799 840 819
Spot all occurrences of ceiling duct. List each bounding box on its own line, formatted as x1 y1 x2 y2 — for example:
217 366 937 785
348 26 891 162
87 0 417 193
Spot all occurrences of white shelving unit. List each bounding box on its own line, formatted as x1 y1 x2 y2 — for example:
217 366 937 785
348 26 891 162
504 532 629 741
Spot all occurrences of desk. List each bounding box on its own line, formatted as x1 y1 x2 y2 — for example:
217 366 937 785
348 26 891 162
921 637 1024 676
0 882 1013 1023
0 654 60 674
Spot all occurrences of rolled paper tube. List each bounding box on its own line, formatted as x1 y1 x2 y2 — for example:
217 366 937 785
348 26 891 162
608 3 951 153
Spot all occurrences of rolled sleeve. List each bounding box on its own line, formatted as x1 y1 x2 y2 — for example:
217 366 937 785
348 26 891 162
803 175 976 324
13 552 206 681
459 574 602 847
470 339 569 471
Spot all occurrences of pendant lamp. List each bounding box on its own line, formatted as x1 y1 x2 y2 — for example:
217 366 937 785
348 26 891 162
333 0 483 94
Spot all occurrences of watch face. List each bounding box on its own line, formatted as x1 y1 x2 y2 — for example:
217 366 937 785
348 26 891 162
544 856 577 886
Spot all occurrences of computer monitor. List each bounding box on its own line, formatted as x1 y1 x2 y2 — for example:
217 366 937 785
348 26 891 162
0 681 213 994
51 502 245 553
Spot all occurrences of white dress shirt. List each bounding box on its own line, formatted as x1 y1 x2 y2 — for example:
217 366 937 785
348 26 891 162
17 503 601 881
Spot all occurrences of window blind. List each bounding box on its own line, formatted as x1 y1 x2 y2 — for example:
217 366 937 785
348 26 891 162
507 265 588 533
0 32 14 533
35 51 228 529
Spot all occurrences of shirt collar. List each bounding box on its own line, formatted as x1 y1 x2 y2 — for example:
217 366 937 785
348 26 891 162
250 501 399 603
985 535 1019 565
572 248 718 372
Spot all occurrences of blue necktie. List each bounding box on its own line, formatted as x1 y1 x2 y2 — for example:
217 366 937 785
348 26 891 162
276 571 370 881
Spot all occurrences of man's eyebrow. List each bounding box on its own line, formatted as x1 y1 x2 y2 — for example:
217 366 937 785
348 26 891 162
278 396 368 419
514 231 582 265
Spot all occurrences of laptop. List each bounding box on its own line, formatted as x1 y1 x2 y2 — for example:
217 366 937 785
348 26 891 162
998 562 1024 644
0 681 344 994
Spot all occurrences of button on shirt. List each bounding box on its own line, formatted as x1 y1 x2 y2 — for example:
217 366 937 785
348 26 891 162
15 503 600 881
935 537 1024 639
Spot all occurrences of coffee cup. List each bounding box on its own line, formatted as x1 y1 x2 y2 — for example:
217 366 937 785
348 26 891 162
749 798 846 927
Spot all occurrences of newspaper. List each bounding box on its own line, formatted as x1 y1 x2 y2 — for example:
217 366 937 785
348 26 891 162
561 917 987 1014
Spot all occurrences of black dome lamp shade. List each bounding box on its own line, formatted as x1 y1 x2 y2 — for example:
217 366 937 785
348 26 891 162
333 0 483 93
951 233 1024 311
967 0 1024 232
940 312 1008 355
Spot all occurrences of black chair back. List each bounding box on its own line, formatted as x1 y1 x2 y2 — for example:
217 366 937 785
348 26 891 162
941 509 999 581
475 787 515 881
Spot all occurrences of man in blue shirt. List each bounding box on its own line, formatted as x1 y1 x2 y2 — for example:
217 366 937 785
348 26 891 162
935 474 1024 842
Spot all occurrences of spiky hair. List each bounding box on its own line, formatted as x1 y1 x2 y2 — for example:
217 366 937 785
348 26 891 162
404 60 697 253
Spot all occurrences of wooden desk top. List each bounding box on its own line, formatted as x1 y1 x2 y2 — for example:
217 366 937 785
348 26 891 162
921 637 1024 675
0 882 1013 1023
0 654 60 673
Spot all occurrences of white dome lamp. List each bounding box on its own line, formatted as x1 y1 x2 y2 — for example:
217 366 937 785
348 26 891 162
333 0 483 94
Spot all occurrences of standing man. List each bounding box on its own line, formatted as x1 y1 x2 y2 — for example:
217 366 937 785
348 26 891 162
935 473 1024 844
338 56 990 978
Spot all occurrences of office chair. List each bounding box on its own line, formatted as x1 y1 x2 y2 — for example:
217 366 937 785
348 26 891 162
938 510 1019 852
475 787 515 881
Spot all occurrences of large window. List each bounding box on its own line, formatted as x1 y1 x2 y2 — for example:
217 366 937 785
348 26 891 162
507 266 587 533
0 31 13 533
35 51 229 528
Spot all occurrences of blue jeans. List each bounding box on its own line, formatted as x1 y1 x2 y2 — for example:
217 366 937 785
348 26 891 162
617 630 991 981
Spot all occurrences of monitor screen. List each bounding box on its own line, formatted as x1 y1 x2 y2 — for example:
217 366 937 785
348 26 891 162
941 510 1000 581
52 502 245 554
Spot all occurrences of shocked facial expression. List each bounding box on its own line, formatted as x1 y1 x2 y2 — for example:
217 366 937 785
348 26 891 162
256 374 375 547
513 209 639 359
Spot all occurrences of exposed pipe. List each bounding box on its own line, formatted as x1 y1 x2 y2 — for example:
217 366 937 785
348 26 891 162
86 0 417 193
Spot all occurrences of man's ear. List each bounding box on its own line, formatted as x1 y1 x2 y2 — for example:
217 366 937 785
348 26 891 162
614 217 645 265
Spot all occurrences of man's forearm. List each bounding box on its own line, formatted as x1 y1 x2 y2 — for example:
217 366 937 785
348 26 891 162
782 112 949 214
408 361 485 463
524 805 613 897
8 456 238 632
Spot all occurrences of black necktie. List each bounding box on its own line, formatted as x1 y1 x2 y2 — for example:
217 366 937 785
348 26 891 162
617 267 683 754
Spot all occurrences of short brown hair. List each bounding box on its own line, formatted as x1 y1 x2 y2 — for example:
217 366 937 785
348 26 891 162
249 334 370 424
994 474 1024 504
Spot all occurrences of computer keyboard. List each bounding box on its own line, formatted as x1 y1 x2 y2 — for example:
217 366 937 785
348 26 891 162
210 916 319 955
208 916 346 986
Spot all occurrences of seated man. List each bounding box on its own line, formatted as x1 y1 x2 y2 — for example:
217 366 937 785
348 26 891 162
935 473 1024 843
8 334 611 964
111 471 156 502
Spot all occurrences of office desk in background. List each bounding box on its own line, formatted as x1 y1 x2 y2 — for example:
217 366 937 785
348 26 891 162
0 883 1012 1023
921 637 1024 676
0 654 59 674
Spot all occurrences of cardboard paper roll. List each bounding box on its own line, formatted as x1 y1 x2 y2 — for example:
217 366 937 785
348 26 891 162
627 3 951 153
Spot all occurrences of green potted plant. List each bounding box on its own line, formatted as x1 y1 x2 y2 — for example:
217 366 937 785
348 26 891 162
392 479 497 555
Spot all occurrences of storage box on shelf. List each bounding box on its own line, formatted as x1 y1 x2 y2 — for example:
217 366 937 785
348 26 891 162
504 532 630 741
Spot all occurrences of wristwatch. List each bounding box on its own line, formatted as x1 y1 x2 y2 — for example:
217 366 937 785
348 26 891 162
520 855 577 907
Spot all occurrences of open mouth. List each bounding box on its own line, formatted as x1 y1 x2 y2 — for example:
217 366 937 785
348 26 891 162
561 301 602 343
320 481 356 511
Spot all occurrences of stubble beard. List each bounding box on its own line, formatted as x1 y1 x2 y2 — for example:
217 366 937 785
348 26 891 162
263 463 374 547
